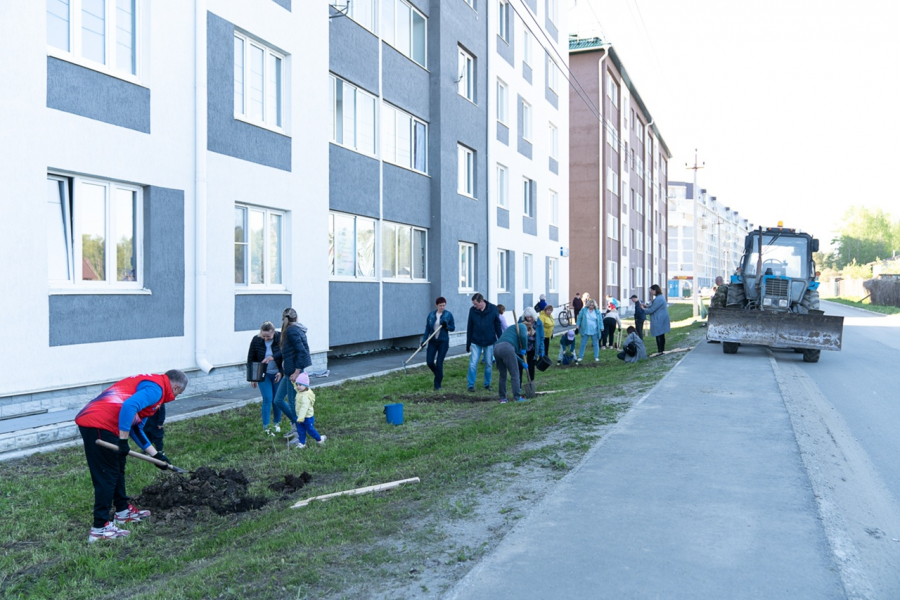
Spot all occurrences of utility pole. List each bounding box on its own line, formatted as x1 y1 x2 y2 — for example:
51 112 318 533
686 150 704 319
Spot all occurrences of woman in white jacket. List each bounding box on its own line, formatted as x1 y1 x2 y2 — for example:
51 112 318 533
601 304 622 350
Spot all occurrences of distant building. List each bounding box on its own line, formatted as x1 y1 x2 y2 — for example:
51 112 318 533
666 182 753 298
568 37 670 306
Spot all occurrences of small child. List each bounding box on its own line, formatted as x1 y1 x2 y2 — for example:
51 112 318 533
558 330 576 365
288 373 326 449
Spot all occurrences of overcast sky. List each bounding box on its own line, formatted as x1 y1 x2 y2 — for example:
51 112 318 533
567 0 899 249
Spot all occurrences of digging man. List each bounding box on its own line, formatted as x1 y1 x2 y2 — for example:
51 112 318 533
74 370 188 543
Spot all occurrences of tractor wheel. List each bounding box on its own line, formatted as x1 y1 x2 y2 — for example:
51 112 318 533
723 342 740 354
802 349 821 363
800 289 820 311
726 283 746 307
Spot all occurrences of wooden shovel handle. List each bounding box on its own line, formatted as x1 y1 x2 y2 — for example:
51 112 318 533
95 438 170 468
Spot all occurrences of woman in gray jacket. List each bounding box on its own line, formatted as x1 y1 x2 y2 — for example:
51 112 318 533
644 284 671 355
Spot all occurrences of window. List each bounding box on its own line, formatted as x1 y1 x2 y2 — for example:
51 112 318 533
622 224 628 254
523 253 533 291
646 233 652 254
636 230 644 250
328 213 375 278
547 56 560 95
523 28 532 66
608 214 619 240
498 0 510 41
523 178 535 217
630 188 636 211
458 47 475 102
636 267 644 287
47 0 138 78
549 123 559 159
497 164 509 208
550 190 558 226
335 0 375 32
630 227 636 249
522 100 532 140
329 75 376 155
382 0 427 67
606 166 619 196
548 258 558 293
235 204 284 288
630 268 635 290
382 221 427 280
47 174 143 288
497 79 508 124
607 260 618 285
382 103 427 173
636 193 643 215
459 243 475 290
234 32 284 130
497 249 508 291
606 72 619 108
458 144 475 197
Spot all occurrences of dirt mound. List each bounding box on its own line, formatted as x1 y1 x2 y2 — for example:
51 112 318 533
402 392 494 404
268 472 312 494
138 466 267 518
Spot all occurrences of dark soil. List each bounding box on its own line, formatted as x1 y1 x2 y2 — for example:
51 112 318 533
402 392 496 404
137 466 267 519
268 472 312 494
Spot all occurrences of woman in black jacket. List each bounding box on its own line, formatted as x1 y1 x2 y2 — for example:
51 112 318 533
247 322 283 436
273 308 312 443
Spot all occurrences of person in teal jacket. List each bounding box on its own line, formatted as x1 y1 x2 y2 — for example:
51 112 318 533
575 299 601 362
493 321 531 403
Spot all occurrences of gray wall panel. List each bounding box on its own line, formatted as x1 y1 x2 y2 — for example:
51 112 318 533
497 207 509 229
235 294 292 332
496 27 514 66
49 186 185 346
549 157 558 174
329 144 380 218
497 121 509 145
545 54 559 109
329 9 379 94
383 283 431 338
383 164 431 228
272 0 290 10
47 57 150 133
523 216 537 236
523 293 533 309
517 95 533 159
545 9 558 41
329 282 379 345
523 62 532 84
207 13 291 171
383 44 430 120
547 292 559 307
524 0 537 12
550 225 559 241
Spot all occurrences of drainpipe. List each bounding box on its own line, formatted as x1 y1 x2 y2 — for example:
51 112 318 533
194 0 213 374
597 44 610 298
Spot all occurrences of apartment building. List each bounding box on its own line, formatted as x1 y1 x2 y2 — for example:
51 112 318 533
0 1 328 432
666 182 754 298
487 0 569 314
327 0 488 352
568 37 670 307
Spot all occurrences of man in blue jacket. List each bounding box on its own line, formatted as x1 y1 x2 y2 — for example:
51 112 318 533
630 294 646 339
465 293 503 392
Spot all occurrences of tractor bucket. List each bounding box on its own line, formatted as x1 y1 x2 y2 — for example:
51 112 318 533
707 307 844 352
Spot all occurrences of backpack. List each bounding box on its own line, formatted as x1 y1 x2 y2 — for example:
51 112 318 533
625 342 637 357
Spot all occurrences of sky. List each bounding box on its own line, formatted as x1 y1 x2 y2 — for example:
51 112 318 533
567 0 900 250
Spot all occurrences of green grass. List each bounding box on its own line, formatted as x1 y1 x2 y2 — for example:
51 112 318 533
1 312 699 599
824 297 900 315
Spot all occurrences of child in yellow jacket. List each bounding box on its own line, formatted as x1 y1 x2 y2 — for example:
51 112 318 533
288 373 326 449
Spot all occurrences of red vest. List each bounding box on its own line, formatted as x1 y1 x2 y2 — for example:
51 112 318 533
75 374 175 434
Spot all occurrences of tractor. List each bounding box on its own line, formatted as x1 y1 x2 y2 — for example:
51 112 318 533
707 224 844 363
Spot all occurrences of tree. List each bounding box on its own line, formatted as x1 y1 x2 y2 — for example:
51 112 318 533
831 207 899 269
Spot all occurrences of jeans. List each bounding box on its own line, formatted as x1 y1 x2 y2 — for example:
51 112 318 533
273 375 299 424
257 372 283 428
144 404 165 452
426 339 449 389
467 344 494 388
297 416 322 445
494 342 521 399
578 333 600 360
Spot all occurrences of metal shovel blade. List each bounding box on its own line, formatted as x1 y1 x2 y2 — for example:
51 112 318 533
707 307 844 351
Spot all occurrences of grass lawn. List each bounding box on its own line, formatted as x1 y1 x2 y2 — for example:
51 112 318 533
1 313 701 600
824 297 900 315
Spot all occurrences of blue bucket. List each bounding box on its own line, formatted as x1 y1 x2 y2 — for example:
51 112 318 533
384 403 404 425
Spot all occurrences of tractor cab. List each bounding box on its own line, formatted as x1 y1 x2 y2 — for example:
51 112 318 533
734 226 819 312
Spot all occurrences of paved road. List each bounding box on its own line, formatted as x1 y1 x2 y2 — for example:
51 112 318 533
448 301 900 599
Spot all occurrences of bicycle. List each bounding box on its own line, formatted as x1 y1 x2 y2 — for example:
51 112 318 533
557 303 574 327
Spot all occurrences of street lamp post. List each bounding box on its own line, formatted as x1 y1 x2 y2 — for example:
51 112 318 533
686 150 704 319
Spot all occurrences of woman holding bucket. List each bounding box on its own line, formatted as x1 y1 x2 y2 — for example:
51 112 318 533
246 322 283 436
422 296 455 390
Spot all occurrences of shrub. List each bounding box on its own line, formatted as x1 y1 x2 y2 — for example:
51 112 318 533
864 278 900 307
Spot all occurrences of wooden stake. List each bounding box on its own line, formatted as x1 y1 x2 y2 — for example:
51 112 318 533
290 477 420 509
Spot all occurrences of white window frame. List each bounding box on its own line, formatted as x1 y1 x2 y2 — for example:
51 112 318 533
549 122 559 159
235 203 286 290
636 230 644 250
381 220 428 281
606 166 619 196
497 79 509 124
522 100 532 141
329 75 377 156
328 212 377 280
459 242 475 291
497 164 509 208
458 144 476 198
463 0 475 8
382 102 428 173
498 0 510 41
335 0 376 33
607 71 619 108
46 0 140 83
550 190 559 226
548 257 558 293
636 193 644 215
547 56 560 95
523 178 535 217
523 27 532 66
608 214 619 240
523 253 533 292
607 260 619 286
47 173 144 291
234 31 285 132
636 267 644 287
622 224 629 255
497 249 509 292
458 46 475 102
382 0 427 68
547 0 559 24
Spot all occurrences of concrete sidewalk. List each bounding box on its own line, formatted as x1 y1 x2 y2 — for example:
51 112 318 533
448 340 844 599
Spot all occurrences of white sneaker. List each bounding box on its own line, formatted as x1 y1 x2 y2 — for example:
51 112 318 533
287 438 306 449
114 504 150 524
274 424 281 433
316 435 327 446
263 428 275 437
594 358 600 362
88 521 130 543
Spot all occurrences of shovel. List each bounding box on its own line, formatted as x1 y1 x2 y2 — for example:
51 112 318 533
95 439 191 474
511 310 536 399
402 326 443 374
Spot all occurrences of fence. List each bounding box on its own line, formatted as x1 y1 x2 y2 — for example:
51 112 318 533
819 279 867 299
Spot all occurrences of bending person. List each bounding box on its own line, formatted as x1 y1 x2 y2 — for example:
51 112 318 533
494 319 531 403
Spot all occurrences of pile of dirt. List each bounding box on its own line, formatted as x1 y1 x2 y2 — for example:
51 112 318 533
138 466 267 519
402 392 494 404
268 472 312 494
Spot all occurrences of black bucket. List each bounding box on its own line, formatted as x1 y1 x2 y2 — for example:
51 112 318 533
246 362 266 382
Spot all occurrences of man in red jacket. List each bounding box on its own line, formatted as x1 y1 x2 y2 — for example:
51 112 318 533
75 370 188 543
